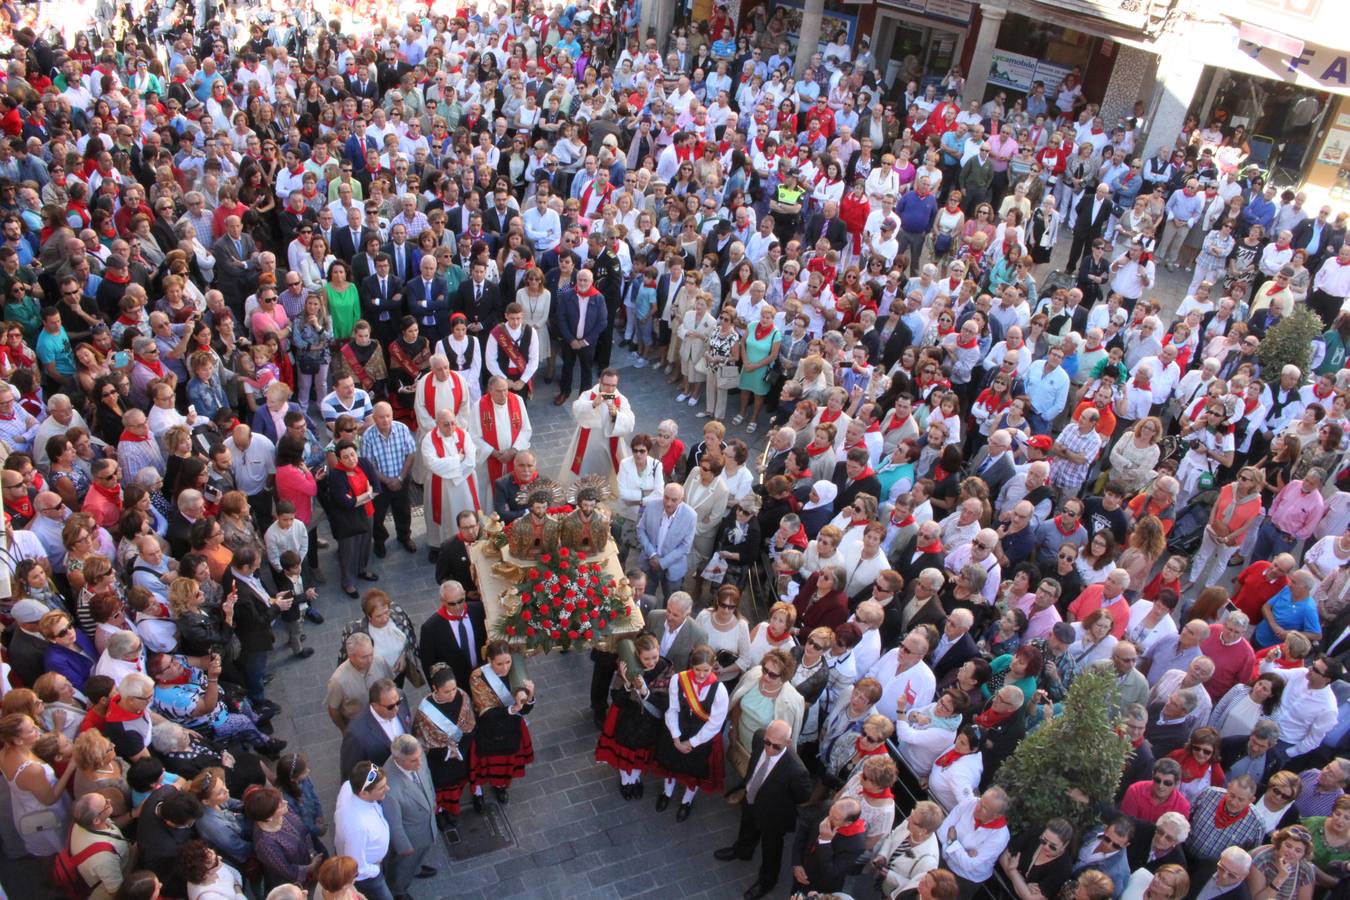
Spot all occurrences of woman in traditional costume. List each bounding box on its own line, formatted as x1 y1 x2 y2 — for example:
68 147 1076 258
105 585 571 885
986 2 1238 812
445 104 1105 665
651 644 727 822
594 634 672 800
468 640 535 810
413 663 475 829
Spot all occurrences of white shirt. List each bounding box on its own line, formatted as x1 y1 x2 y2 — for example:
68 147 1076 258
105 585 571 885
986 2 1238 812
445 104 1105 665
372 706 406 742
1263 664 1338 755
334 782 390 880
660 620 685 658
928 749 983 810
937 797 1009 882
866 652 936 723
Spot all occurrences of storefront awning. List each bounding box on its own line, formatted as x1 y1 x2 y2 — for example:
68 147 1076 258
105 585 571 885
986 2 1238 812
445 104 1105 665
1190 20 1350 97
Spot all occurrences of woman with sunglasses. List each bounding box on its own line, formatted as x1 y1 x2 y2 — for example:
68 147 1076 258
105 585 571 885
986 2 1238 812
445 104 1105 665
724 649 803 787
998 816 1076 900
1166 726 1224 804
40 608 97 689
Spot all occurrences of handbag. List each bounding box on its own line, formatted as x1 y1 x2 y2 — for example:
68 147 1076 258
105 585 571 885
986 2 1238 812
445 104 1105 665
716 362 741 389
402 647 426 688
933 232 954 256
297 347 324 375
16 805 61 838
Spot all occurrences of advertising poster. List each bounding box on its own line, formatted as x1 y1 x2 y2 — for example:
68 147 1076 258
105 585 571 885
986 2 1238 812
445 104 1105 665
987 50 1038 91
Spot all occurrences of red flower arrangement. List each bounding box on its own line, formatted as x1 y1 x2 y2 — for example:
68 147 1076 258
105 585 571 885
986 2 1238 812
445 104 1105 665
499 546 633 652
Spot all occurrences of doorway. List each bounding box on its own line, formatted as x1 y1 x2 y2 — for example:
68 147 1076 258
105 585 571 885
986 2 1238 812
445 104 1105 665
872 9 965 93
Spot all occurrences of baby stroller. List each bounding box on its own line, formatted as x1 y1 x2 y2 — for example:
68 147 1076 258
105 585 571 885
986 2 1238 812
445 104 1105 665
1168 479 1220 556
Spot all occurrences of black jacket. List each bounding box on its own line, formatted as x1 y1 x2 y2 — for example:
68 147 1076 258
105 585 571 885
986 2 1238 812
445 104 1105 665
1074 192 1113 238
977 703 1027 788
221 570 279 653
325 460 382 540
339 700 413 777
454 279 505 335
418 602 488 689
829 460 881 515
792 808 868 893
434 535 475 594
742 730 812 833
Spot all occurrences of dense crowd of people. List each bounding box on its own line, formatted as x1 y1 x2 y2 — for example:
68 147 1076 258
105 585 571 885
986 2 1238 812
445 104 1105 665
0 0 1346 900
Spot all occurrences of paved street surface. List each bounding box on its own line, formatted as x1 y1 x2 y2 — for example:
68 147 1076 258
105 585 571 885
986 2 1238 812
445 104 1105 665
270 238 1201 899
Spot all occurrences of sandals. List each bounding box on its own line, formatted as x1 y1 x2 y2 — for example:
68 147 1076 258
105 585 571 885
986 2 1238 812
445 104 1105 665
747 422 758 433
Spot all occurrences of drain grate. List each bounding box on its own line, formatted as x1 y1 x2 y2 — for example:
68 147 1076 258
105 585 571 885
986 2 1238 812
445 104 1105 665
442 801 517 860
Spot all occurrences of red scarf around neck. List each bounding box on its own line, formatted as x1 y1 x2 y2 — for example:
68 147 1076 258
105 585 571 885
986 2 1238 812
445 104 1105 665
135 354 164 377
917 539 944 555
855 736 887 757
974 706 1013 729
933 748 967 768
754 322 775 341
337 461 374 515
119 429 149 443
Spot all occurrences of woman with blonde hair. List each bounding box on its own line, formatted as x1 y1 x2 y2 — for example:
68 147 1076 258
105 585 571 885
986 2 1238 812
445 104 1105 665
1253 770 1304 837
71 729 131 827
1068 868 1115 900
1118 515 1167 594
218 491 265 561
676 292 716 407
747 602 799 666
0 712 74 857
1124 864 1189 900
1107 416 1164 494
1246 824 1317 900
725 649 803 778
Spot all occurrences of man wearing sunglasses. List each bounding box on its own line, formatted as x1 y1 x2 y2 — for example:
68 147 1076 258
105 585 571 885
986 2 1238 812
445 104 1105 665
1070 815 1133 893
335 762 395 900
714 719 810 900
339 677 411 779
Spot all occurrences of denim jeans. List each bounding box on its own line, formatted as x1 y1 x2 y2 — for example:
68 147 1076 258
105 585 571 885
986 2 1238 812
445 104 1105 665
355 874 394 900
239 650 269 704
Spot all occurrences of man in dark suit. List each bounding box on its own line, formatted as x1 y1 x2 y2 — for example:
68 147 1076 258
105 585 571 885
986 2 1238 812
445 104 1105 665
433 510 479 595
1219 724 1283 788
831 447 881 515
482 189 518 238
406 254 451 341
553 267 608 404
338 678 413 777
1292 205 1335 266
209 214 260 315
345 67 379 101
333 206 376 264
976 686 1028 788
383 228 422 283
454 260 504 339
360 254 404 346
6 599 50 687
803 203 848 252
1067 182 1114 272
930 609 979 686
714 720 812 900
790 797 869 895
167 493 205 558
417 580 487 690
890 521 946 585
965 429 1017 499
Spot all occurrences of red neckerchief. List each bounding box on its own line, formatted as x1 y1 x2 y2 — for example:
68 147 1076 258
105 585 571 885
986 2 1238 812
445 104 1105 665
89 481 123 506
766 626 791 644
1172 750 1213 782
1182 187 1197 197
1213 797 1248 829
855 736 887 757
1054 516 1078 536
862 787 894 800
337 460 374 515
933 748 966 768
119 429 149 443
976 814 1008 830
847 516 869 529
975 706 1013 728
806 442 831 458
135 354 164 377
1314 384 1334 400
885 413 910 433
854 466 875 480
933 464 953 481
837 818 868 837
754 322 774 341
820 408 843 425
436 604 466 622
891 509 914 528
938 324 955 337
1276 242 1290 251
104 695 144 723
917 539 943 554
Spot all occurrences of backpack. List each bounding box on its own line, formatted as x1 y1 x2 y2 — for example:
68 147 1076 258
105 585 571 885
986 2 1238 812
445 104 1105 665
49 836 115 900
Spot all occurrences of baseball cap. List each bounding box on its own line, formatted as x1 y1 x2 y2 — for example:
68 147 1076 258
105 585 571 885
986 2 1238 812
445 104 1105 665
11 599 48 625
1026 435 1053 451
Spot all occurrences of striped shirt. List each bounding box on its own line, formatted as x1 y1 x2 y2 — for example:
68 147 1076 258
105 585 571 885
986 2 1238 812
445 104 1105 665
1050 425 1102 493
1184 787 1265 862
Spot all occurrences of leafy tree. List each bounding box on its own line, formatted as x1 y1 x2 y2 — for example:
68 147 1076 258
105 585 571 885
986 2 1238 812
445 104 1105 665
995 668 1131 834
1257 306 1323 384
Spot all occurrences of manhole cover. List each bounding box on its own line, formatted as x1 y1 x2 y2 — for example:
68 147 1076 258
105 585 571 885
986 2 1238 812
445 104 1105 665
442 801 516 860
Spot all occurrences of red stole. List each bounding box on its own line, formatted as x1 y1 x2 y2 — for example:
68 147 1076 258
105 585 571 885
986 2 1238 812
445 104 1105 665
491 324 532 384
570 391 623 476
429 427 478 525
478 394 525 482
424 372 464 423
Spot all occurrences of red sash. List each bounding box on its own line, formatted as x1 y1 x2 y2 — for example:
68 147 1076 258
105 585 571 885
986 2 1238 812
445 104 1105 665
478 393 525 482
678 670 713 721
429 427 479 525
424 372 464 424
570 392 622 475
491 324 531 384
341 343 375 390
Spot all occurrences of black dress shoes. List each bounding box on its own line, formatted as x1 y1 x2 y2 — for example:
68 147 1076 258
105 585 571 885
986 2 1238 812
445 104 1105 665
472 793 485 814
633 781 644 798
494 786 509 804
676 801 693 822
359 571 379 581
619 784 633 800
435 811 455 831
400 538 418 553
713 847 750 861
655 793 670 812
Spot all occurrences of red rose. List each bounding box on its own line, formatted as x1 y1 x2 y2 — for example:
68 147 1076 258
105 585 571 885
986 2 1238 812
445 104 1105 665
567 630 579 640
559 560 570 570
505 625 517 636
527 568 539 579
521 611 532 621
526 626 536 636
550 629 561 639
540 553 552 563
559 547 570 558
538 603 550 614
584 628 594 640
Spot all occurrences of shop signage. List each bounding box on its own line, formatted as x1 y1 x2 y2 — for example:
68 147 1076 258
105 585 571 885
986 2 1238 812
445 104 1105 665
1191 22 1350 98
988 50 1073 93
988 50 1038 90
1318 129 1350 168
877 0 974 25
